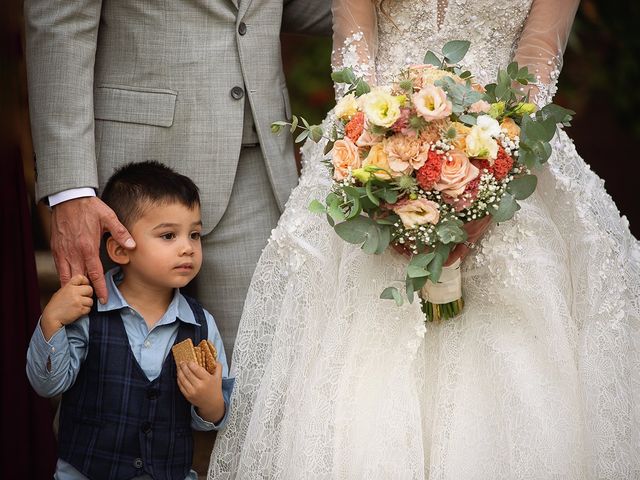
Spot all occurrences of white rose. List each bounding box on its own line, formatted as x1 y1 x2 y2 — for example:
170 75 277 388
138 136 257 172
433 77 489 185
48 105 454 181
465 115 500 161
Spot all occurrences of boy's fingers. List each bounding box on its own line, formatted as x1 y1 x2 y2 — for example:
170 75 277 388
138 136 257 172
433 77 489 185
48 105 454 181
186 361 208 380
77 285 94 297
81 296 94 308
69 274 90 286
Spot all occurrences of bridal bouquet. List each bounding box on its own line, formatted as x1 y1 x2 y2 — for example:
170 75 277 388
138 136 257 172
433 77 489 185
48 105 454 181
272 41 572 321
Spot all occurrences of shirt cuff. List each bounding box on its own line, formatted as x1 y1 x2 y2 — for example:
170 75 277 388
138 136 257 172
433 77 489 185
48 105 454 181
49 188 96 207
31 319 68 374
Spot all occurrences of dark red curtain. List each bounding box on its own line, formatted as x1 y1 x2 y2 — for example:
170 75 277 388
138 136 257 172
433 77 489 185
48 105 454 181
1 147 56 478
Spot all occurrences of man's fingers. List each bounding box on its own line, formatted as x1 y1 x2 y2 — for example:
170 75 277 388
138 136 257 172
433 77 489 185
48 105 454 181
84 255 107 303
101 209 135 249
53 252 72 286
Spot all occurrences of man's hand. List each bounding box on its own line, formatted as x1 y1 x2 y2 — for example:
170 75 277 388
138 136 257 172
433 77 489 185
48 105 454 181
41 275 94 341
177 361 225 424
50 197 135 304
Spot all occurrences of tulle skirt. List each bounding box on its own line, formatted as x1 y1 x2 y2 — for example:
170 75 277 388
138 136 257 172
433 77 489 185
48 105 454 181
209 129 640 480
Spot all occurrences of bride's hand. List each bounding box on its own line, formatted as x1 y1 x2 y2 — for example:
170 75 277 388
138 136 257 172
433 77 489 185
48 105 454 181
444 215 493 266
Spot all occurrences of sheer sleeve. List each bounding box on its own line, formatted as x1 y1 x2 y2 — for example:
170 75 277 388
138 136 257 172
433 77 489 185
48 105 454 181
331 0 378 90
514 0 580 106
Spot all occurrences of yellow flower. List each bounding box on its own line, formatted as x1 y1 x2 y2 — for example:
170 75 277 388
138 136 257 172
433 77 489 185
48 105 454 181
334 93 359 121
514 102 537 115
362 143 394 180
451 122 471 151
359 88 403 128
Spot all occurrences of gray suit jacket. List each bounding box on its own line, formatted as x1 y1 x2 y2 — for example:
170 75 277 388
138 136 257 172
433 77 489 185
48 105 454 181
25 0 331 232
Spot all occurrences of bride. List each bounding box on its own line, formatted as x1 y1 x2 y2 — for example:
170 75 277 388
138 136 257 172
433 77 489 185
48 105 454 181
210 1 640 478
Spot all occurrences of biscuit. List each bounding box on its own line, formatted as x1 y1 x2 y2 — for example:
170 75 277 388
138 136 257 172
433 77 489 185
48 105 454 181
195 345 203 368
198 339 216 374
172 338 196 365
205 340 218 363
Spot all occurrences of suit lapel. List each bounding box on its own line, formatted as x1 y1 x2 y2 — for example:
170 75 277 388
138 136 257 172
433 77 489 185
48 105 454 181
237 0 255 21
229 0 238 10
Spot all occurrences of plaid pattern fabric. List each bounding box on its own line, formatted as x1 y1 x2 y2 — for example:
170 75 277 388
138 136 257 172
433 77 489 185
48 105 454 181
58 298 208 480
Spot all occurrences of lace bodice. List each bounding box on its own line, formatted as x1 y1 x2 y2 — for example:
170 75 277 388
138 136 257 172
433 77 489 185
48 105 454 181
332 0 579 105
374 0 532 86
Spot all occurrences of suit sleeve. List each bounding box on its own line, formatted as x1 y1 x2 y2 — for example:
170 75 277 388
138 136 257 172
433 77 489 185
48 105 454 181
281 0 333 36
24 0 103 202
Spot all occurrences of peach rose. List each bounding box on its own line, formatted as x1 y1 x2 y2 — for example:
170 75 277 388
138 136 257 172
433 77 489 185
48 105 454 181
413 85 452 122
331 138 361 181
383 134 427 173
500 117 521 139
434 149 480 197
469 100 491 114
356 125 383 147
393 198 441 228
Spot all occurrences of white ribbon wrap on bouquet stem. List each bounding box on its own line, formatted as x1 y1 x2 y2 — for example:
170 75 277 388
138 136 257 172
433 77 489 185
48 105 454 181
420 258 462 304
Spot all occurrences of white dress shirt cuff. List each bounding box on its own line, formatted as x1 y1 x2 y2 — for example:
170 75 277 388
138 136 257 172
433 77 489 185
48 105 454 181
49 188 96 207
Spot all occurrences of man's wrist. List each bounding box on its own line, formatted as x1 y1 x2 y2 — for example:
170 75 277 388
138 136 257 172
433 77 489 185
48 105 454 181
49 188 96 207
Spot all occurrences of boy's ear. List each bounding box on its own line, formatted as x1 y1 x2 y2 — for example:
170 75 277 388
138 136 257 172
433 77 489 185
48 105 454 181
106 236 131 265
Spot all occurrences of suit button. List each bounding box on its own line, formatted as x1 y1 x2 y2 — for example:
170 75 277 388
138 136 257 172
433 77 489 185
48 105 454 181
238 22 247 35
133 458 143 469
141 422 152 434
231 86 244 100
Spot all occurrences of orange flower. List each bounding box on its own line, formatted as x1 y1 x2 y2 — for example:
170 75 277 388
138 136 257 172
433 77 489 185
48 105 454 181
345 112 365 143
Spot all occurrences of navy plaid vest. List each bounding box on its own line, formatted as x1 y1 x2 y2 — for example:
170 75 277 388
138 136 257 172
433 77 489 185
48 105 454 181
58 296 208 480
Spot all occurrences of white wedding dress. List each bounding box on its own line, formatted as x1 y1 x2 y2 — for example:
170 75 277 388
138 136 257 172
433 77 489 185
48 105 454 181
209 1 640 478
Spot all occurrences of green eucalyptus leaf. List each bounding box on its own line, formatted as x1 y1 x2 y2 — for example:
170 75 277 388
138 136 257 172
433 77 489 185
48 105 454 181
424 50 441 67
436 220 467 244
334 216 371 244
375 225 392 254
294 130 309 143
309 125 324 142
489 192 521 223
407 264 430 278
507 174 538 200
427 243 451 283
507 61 519 78
308 199 326 214
409 252 436 268
458 114 477 125
290 115 299 133
361 223 380 254
355 79 371 97
442 40 471 64
380 286 403 306
365 181 380 206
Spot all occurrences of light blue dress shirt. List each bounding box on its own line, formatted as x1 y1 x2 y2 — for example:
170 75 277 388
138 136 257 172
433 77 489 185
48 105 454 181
26 268 235 480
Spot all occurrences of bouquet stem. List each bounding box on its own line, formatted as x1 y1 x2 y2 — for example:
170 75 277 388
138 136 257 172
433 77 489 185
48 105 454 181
420 259 464 322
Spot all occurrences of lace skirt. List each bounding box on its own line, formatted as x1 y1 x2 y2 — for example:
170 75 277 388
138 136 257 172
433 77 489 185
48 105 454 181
209 130 640 480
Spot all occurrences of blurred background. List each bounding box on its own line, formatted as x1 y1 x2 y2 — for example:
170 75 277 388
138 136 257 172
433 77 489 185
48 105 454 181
2 0 639 477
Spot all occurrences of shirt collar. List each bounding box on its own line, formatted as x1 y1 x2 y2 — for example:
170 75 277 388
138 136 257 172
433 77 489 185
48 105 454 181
98 267 201 326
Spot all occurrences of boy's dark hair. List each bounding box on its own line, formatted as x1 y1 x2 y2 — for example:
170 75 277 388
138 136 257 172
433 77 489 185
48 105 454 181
101 161 200 228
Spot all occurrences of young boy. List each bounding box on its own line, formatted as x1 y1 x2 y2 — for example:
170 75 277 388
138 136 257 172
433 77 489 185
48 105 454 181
26 161 234 480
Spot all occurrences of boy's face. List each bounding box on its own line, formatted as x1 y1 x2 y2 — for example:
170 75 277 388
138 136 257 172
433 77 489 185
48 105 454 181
124 202 203 290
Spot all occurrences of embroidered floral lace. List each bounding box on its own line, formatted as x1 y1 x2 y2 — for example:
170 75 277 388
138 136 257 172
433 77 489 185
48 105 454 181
210 1 640 478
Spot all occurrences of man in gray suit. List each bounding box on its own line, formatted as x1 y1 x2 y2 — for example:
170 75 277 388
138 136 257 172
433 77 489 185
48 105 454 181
25 0 331 472
25 0 331 357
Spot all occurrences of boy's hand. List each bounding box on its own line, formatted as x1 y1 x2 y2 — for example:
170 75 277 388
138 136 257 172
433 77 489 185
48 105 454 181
177 361 225 424
41 275 94 341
